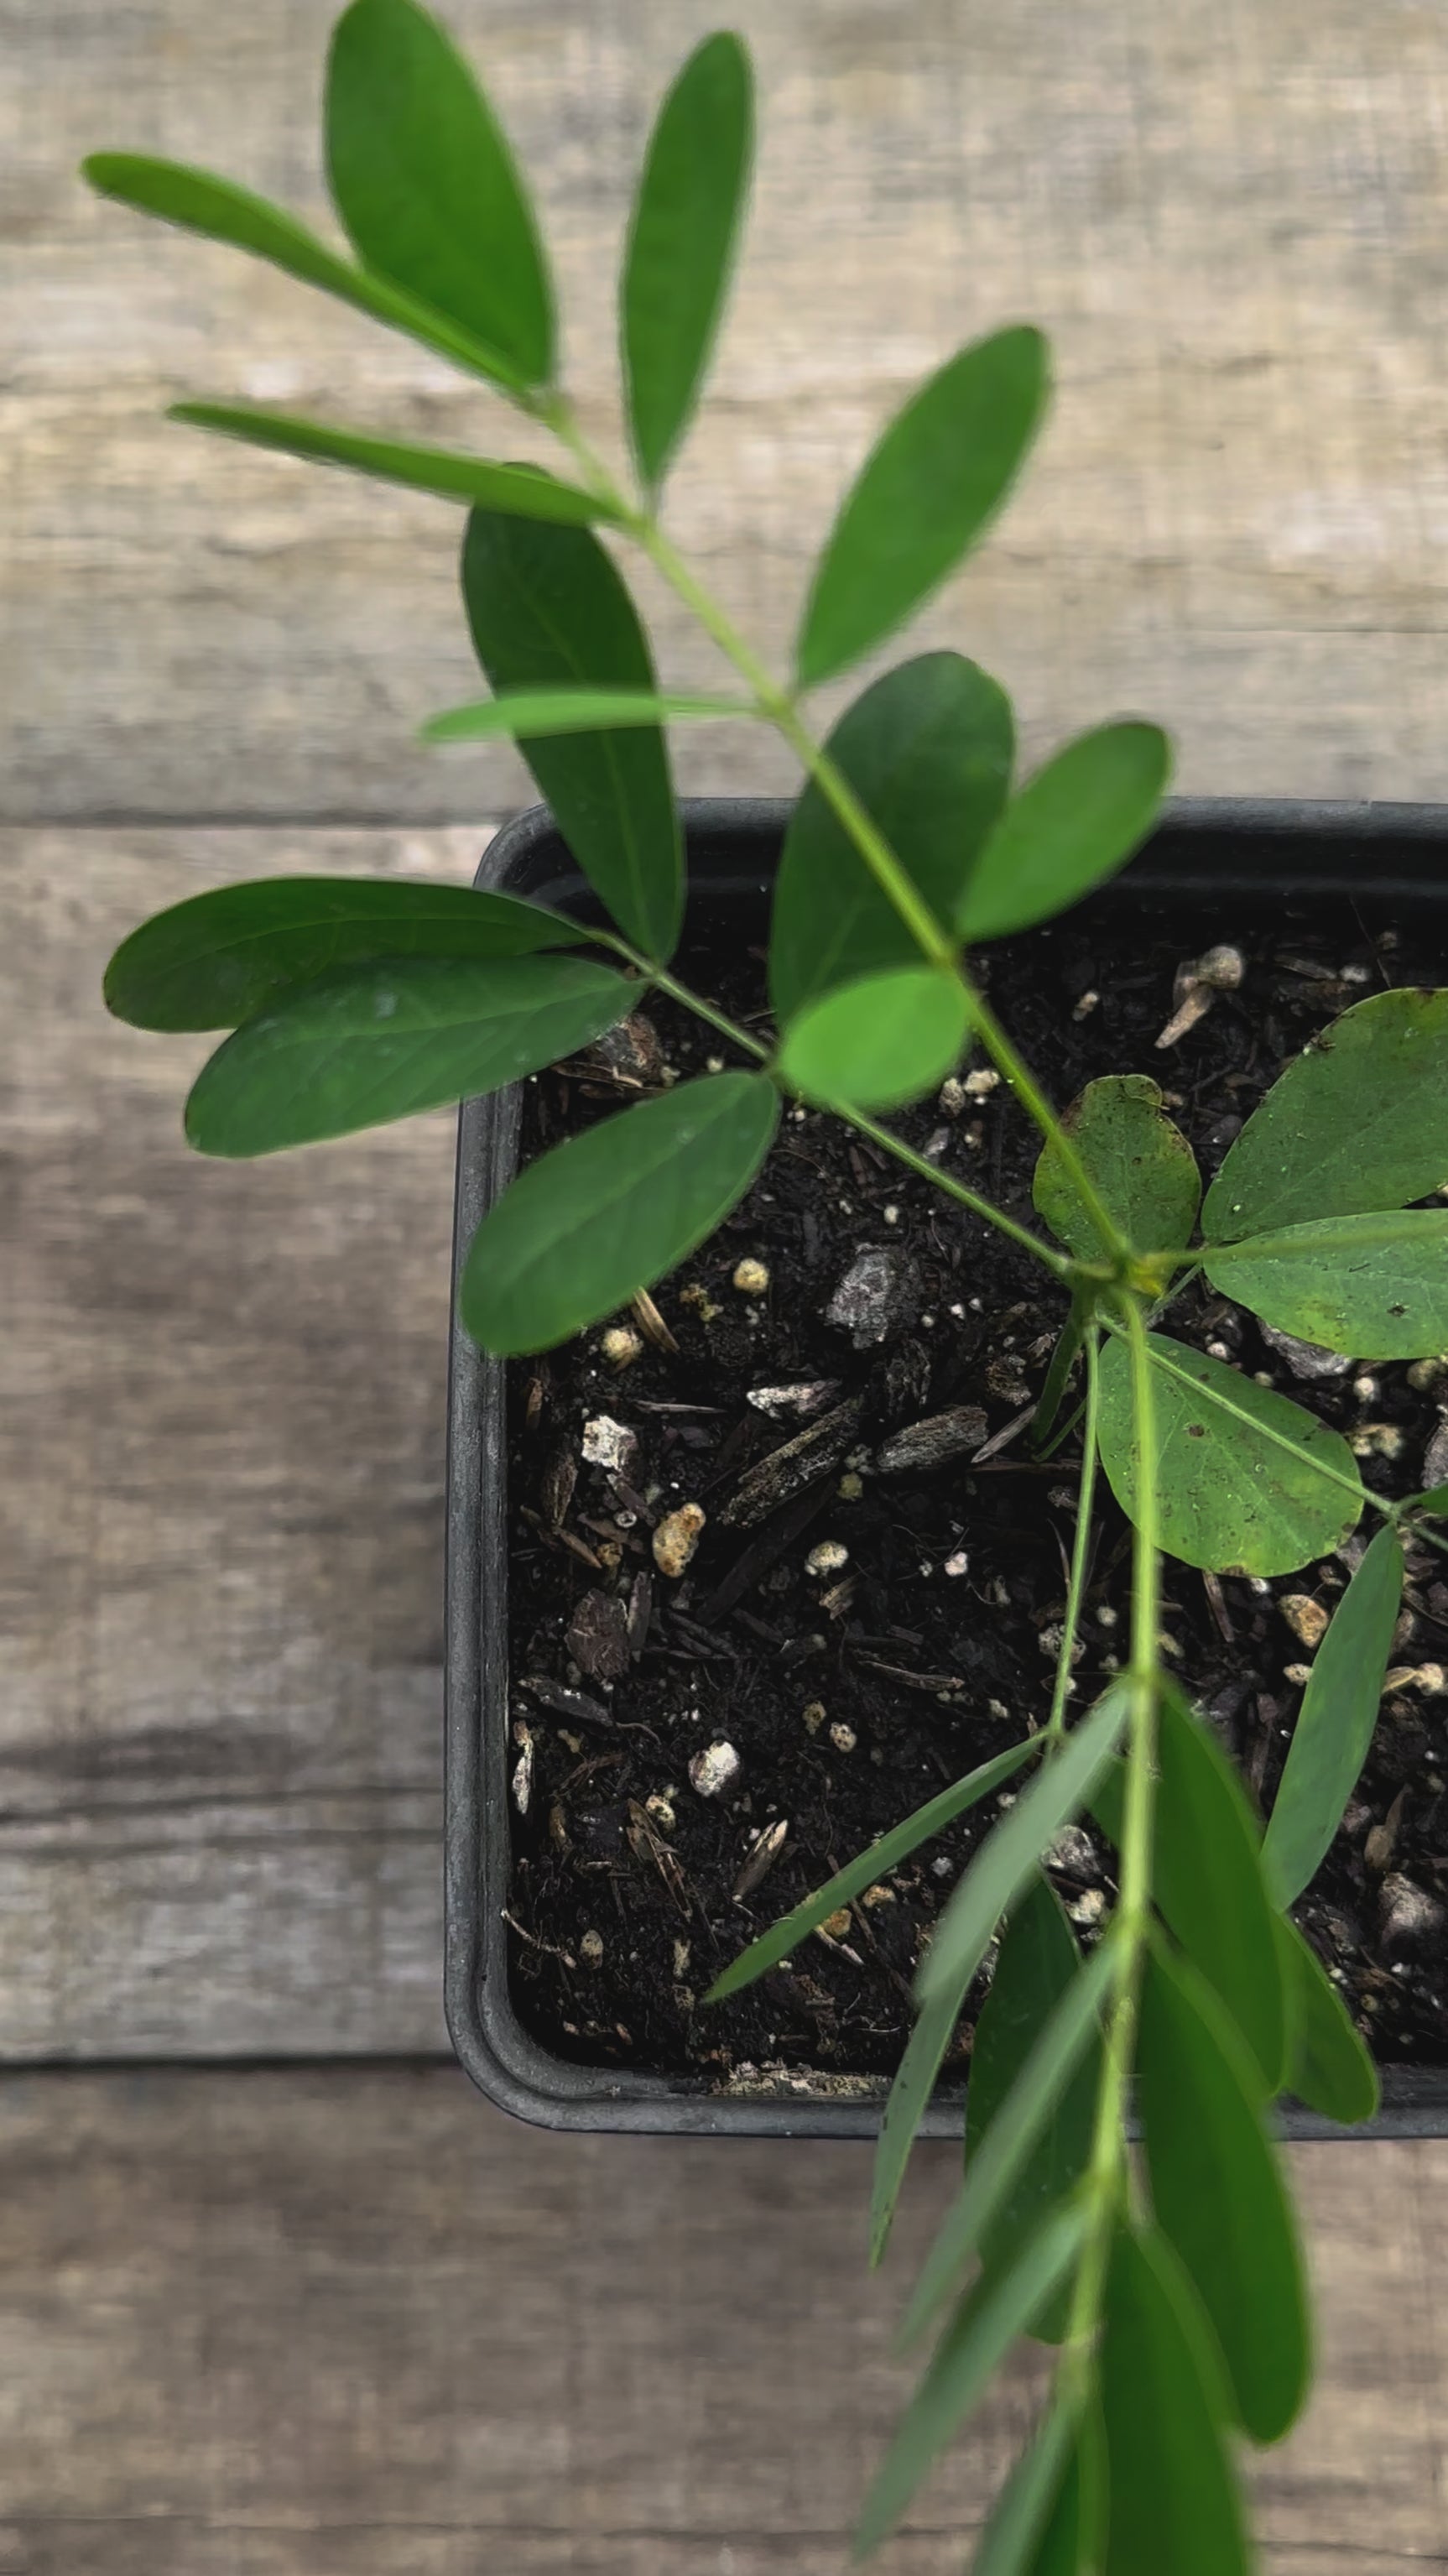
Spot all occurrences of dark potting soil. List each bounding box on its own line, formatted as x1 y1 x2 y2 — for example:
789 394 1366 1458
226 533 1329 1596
503 896 1448 2091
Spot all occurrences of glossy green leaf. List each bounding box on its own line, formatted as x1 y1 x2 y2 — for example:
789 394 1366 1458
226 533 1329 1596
706 1739 1038 2005
915 1687 1130 2011
326 0 553 386
461 511 681 957
1096 1330 1362 1577
1205 1210 1448 1359
424 687 752 743
796 326 1049 688
1274 1913 1379 2125
1202 986 1448 1243
901 1932 1115 2348
185 954 630 1155
1034 1076 1200 1268
872 1975 977 2270
1099 2226 1249 2576
776 965 970 1112
958 722 1171 945
1413 1484 1448 1516
169 405 613 522
104 878 589 1033
1138 1942 1311 2442
1027 2407 1107 2576
959 1876 1100 2344
969 2401 1080 2576
768 652 1013 1023
853 2202 1088 2561
80 154 526 389
461 1070 779 1355
1261 1525 1404 1911
622 32 753 487
1154 1684 1285 2092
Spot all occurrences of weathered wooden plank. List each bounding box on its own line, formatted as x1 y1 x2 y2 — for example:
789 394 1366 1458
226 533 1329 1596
0 2073 1440 2570
1 826 492 2055
8 0 1448 821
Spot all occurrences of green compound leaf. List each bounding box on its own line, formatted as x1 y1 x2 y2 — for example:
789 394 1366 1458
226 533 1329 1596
958 722 1172 946
1098 2225 1249 2576
185 954 630 1156
796 326 1049 689
900 1926 1114 2349
916 1687 1130 2013
776 964 970 1113
1274 1913 1380 2125
1205 1210 1448 1360
424 688 752 743
1034 1075 1200 1269
169 405 614 521
958 1875 1101 2345
80 154 528 391
326 0 553 387
1202 986 1448 1243
461 1070 779 1355
768 651 1013 1025
461 511 682 959
852 2201 1088 2562
1261 1524 1404 1911
622 32 753 488
1096 1330 1363 1577
706 1739 1037 2005
1138 1941 1312 2444
104 878 589 1033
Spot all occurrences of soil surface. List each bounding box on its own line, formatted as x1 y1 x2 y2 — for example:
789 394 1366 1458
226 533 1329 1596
503 884 1448 2091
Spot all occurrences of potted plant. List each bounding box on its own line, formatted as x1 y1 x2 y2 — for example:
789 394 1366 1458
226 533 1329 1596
85 3 1448 2563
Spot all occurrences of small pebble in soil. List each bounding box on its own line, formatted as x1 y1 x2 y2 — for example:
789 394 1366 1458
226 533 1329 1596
1407 1356 1448 1392
510 1733 534 1817
580 1929 605 1969
1279 1594 1330 1651
818 1907 852 1941
806 1540 850 1577
945 1550 970 1577
600 1325 644 1371
1379 1873 1446 1959
747 1380 841 1419
826 1247 920 1349
1045 1826 1097 1880
830 1723 857 1754
938 1075 966 1115
732 1257 771 1296
653 1503 706 1577
963 1067 1000 1097
1352 1374 1380 1405
1256 1321 1354 1382
582 1415 638 1475
1352 1422 1405 1459
645 1791 676 1833
1071 989 1100 1020
802 1702 826 1734
838 1472 864 1502
1284 1663 1314 1688
1068 1889 1106 1927
673 1940 690 1979
689 1739 742 1799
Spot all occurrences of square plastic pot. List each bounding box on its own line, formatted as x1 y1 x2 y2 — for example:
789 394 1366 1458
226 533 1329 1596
445 795 1448 2137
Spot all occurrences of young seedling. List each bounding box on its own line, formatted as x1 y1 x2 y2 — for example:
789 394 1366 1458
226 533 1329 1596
87 4 1448 2562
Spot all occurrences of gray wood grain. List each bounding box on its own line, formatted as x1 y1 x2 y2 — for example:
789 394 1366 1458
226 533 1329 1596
0 2071 1441 2572
8 0 1448 822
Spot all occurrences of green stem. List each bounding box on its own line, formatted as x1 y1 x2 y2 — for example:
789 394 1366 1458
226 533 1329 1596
1044 1327 1102 1749
1032 1292 1090 1449
846 1112 1072 1278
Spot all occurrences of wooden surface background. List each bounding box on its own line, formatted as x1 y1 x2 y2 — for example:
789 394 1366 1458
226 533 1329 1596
8 0 1448 2564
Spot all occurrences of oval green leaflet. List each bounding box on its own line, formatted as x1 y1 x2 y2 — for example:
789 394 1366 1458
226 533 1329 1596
852 2201 1089 2562
326 0 554 386
795 326 1050 688
461 511 682 961
1137 1939 1312 2444
1204 1209 1448 1359
1033 1075 1200 1270
184 955 633 1156
422 689 752 744
1274 1913 1379 2125
957 721 1172 946
1202 985 1448 1242
80 153 530 393
461 1071 779 1356
169 405 618 524
622 32 753 488
1096 1330 1362 1577
776 965 971 1113
706 1738 1038 2005
104 878 591 1033
768 651 1013 1025
1098 2225 1249 2575
1260 1524 1404 1911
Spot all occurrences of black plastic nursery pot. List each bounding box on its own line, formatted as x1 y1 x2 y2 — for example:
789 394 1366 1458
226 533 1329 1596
445 795 1448 2138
